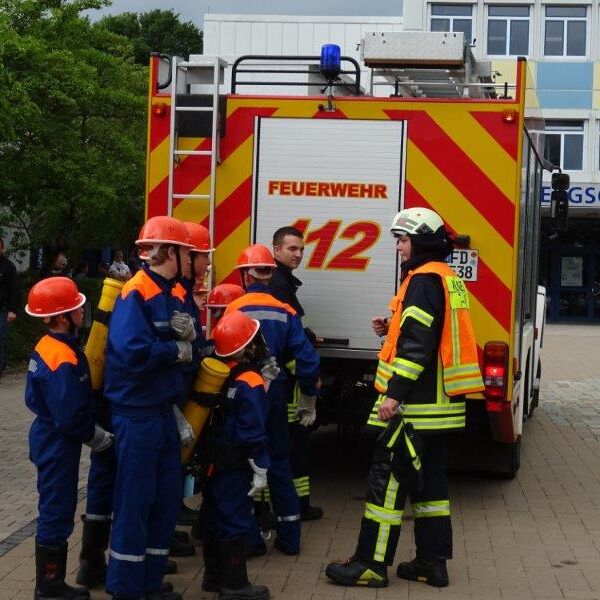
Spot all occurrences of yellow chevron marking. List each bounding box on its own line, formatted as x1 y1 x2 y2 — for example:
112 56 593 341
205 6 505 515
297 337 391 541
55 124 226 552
214 218 252 284
408 141 513 288
426 106 517 202
469 293 510 345
173 200 209 224
148 137 170 196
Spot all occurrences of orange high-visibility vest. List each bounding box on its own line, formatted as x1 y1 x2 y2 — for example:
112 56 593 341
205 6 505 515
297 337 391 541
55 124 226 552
375 262 484 397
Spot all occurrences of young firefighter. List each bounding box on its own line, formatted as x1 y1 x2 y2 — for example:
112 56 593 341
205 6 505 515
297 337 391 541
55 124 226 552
325 207 484 589
25 277 114 600
103 216 195 600
206 284 245 326
226 244 320 556
199 310 273 600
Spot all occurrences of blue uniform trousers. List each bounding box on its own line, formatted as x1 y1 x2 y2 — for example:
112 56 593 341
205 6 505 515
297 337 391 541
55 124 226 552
201 468 253 540
248 380 300 553
85 400 115 521
30 421 81 546
105 408 181 599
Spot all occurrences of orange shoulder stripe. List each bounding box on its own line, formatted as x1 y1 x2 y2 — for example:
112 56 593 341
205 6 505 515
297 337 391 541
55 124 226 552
225 293 297 316
121 270 162 302
171 282 186 302
35 335 78 372
235 371 266 389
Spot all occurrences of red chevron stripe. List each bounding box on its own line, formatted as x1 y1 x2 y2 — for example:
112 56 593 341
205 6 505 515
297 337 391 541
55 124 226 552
469 110 519 160
405 182 512 333
386 110 515 245
172 107 278 209
148 179 169 219
149 105 171 151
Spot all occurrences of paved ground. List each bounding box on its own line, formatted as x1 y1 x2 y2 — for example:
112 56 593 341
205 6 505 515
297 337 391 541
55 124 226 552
1 323 599 599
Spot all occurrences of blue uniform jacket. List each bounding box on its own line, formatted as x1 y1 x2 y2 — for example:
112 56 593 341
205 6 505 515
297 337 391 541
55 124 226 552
104 265 186 411
223 366 271 470
225 283 320 396
25 332 95 443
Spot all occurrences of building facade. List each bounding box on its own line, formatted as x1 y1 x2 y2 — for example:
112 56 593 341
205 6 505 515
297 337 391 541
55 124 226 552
403 0 600 321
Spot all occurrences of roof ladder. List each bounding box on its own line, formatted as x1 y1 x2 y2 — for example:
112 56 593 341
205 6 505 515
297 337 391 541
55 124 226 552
167 56 227 249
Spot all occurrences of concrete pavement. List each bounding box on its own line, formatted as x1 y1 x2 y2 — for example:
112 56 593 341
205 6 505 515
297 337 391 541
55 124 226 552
0 324 599 599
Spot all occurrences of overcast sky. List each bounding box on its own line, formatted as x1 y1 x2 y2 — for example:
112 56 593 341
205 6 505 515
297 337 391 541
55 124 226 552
90 0 403 25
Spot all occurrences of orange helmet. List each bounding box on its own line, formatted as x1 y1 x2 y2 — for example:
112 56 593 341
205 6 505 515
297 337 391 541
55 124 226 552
135 216 193 247
212 310 260 357
25 277 86 318
236 244 276 270
184 222 214 253
206 284 245 309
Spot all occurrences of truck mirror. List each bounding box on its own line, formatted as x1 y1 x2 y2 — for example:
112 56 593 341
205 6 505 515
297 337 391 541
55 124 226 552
550 190 569 232
551 171 570 192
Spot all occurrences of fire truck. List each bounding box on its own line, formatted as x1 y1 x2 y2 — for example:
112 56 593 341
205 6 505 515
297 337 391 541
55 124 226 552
145 31 566 476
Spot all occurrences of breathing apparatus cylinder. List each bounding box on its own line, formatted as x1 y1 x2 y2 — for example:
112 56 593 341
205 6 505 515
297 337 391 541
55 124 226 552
181 357 230 464
84 277 124 391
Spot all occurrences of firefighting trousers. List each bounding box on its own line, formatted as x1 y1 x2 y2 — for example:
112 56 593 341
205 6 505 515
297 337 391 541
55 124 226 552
105 407 181 599
85 401 115 522
30 421 82 546
200 468 254 540
248 380 300 553
355 434 452 565
289 421 311 508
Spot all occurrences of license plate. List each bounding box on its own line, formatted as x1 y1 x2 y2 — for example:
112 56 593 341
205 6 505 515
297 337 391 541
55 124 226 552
447 249 478 281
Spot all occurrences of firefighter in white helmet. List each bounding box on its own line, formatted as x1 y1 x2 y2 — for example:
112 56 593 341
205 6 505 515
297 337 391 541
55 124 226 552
326 207 484 589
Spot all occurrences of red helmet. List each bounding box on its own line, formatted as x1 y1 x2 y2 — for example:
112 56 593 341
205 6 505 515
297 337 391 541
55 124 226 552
236 244 276 269
212 310 260 357
135 216 193 247
25 277 86 318
184 222 214 253
206 284 245 309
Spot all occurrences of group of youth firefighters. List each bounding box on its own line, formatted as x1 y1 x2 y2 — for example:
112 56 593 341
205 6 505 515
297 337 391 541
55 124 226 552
24 206 484 600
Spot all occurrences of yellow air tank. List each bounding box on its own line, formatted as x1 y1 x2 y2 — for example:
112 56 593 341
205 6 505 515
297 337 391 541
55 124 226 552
84 277 124 391
181 357 230 464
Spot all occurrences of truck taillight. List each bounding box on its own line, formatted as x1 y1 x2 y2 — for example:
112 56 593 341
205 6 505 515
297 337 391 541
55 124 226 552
483 341 509 401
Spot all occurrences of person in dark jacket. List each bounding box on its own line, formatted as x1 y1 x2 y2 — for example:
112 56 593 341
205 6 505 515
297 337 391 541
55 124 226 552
325 207 484 589
269 226 322 521
0 238 19 379
25 277 114 600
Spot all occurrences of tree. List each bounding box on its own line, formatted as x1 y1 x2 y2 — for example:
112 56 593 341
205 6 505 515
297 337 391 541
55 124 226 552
99 9 203 66
0 0 147 256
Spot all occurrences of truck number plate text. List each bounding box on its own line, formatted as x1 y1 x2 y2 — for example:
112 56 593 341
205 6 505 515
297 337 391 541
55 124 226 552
447 249 479 281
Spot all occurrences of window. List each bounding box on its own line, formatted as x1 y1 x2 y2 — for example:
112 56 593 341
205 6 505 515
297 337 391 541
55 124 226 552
430 4 474 44
487 5 529 56
544 6 587 57
543 120 584 171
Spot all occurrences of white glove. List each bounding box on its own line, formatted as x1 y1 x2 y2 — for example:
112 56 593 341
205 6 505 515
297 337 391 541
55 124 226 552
85 424 114 453
173 405 195 447
170 311 196 342
247 458 268 497
175 341 193 363
296 394 317 427
260 357 280 391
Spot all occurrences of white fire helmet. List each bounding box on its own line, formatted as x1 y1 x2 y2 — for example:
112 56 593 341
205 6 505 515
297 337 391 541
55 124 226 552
390 207 444 236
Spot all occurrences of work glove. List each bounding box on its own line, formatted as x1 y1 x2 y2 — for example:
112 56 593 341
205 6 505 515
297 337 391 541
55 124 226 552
173 405 195 447
260 357 280 391
170 310 196 342
175 341 193 363
85 424 114 453
247 458 268 497
295 394 317 427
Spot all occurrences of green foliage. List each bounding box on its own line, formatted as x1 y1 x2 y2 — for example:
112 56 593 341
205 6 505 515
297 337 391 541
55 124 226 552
99 9 203 65
0 0 147 257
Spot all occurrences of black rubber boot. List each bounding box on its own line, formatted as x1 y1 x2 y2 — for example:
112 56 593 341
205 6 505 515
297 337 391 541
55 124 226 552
35 541 90 599
164 559 178 575
177 502 200 526
299 499 323 522
218 537 270 600
396 557 449 587
169 533 196 557
325 557 388 588
201 537 220 592
75 516 111 588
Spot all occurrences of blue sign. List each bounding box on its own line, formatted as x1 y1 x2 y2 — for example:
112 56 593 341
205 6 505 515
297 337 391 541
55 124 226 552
541 186 600 206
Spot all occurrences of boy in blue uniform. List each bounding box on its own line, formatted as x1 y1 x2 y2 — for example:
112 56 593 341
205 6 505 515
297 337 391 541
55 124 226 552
200 309 273 600
25 277 114 600
104 216 195 600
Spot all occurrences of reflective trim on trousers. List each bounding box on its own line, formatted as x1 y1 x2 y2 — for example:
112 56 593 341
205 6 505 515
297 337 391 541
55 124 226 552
146 547 170 556
412 500 451 518
276 514 301 522
293 476 310 497
85 513 112 521
109 549 145 563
